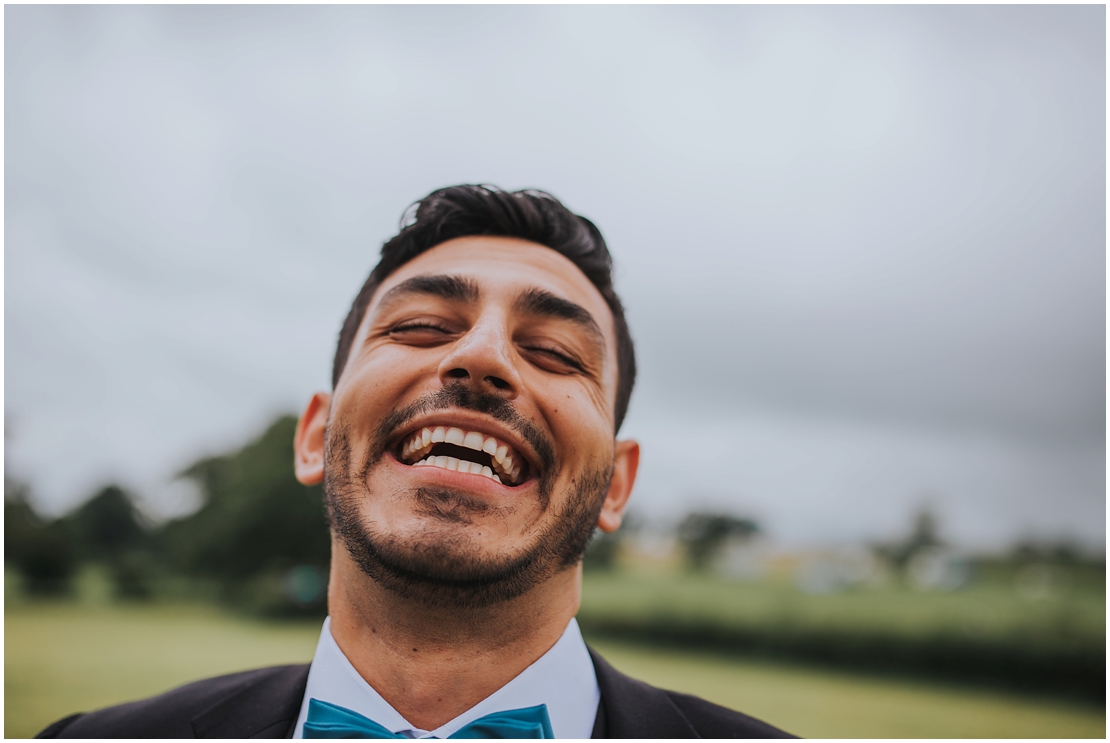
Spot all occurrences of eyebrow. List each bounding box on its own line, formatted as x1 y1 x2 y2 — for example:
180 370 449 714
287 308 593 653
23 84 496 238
514 287 606 356
375 274 480 312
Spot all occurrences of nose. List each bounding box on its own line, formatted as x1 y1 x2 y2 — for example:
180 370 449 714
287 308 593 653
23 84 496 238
436 311 522 398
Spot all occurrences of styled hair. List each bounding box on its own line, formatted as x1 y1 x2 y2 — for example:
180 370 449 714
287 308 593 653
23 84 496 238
332 184 636 432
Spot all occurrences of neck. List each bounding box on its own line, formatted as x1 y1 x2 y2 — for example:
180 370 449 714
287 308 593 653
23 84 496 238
326 546 582 731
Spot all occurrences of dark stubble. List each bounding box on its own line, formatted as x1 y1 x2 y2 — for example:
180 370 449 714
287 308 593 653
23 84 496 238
323 383 613 609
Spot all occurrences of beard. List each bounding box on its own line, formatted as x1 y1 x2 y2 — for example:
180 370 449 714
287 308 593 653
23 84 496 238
323 383 613 609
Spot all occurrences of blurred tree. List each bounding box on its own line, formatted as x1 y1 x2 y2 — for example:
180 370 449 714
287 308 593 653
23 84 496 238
873 507 943 577
677 511 760 571
159 415 331 611
1048 543 1081 565
4 481 77 595
63 483 157 600
904 508 941 555
1010 539 1094 566
69 484 147 561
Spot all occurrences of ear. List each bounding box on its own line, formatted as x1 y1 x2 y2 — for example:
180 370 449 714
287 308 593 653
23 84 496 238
597 439 640 533
294 392 331 486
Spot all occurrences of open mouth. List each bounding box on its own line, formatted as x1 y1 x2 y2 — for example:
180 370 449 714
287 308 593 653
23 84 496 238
397 426 529 486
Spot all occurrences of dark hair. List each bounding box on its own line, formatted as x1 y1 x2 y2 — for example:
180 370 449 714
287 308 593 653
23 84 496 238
332 184 636 432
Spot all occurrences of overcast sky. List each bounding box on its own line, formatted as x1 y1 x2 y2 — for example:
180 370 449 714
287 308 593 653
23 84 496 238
6 5 1105 551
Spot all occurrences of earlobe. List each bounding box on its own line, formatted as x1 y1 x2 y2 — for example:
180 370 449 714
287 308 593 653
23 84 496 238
294 392 331 486
596 439 640 533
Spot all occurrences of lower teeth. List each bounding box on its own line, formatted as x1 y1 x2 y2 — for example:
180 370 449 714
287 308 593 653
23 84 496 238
414 456 505 484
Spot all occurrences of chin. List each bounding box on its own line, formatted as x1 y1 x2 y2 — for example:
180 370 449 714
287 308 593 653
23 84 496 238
343 516 557 609
390 512 533 570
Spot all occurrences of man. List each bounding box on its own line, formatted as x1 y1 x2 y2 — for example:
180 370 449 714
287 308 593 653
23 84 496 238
39 185 792 739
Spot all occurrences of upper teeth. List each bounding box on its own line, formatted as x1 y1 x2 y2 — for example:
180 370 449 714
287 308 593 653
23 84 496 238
400 426 523 484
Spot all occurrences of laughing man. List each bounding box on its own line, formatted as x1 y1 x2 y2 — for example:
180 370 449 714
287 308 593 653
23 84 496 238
39 185 792 739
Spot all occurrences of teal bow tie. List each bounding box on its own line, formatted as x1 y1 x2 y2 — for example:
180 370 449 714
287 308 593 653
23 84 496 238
303 698 554 739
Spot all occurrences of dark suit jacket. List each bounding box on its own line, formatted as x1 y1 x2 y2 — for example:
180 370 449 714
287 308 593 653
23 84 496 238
37 648 794 738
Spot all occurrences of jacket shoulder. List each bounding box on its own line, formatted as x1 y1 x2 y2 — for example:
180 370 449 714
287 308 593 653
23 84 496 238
36 664 310 739
664 689 796 739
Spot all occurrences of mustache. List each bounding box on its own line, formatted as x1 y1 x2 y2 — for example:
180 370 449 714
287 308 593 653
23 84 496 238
369 382 557 476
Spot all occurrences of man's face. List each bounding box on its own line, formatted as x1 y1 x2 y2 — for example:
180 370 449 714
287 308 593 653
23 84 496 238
303 236 635 607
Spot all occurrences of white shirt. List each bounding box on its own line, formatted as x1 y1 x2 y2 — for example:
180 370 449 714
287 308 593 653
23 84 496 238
293 617 600 739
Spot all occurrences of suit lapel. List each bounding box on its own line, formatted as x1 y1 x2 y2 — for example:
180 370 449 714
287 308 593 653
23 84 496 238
190 664 310 739
588 647 700 739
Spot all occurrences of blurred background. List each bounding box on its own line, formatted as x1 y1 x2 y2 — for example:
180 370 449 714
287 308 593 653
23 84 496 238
5 5 1104 738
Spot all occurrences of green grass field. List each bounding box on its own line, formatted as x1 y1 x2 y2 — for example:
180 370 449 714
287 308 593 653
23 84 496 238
5 601 1104 739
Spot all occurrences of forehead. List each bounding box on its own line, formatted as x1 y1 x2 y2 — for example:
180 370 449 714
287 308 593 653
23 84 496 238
369 236 615 338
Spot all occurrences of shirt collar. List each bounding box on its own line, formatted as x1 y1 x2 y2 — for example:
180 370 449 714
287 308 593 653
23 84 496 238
294 616 599 739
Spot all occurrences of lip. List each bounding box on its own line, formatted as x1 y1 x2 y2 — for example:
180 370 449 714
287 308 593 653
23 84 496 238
386 410 543 485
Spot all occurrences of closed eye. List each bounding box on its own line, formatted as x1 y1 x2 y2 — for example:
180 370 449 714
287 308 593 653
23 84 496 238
523 345 585 373
389 322 456 345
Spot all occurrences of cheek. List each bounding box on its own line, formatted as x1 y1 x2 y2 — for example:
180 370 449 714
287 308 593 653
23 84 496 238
526 356 617 434
335 373 393 431
337 350 438 422
558 379 614 432
537 383 613 457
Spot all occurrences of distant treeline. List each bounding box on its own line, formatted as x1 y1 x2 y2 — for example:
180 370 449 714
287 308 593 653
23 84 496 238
6 416 331 615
